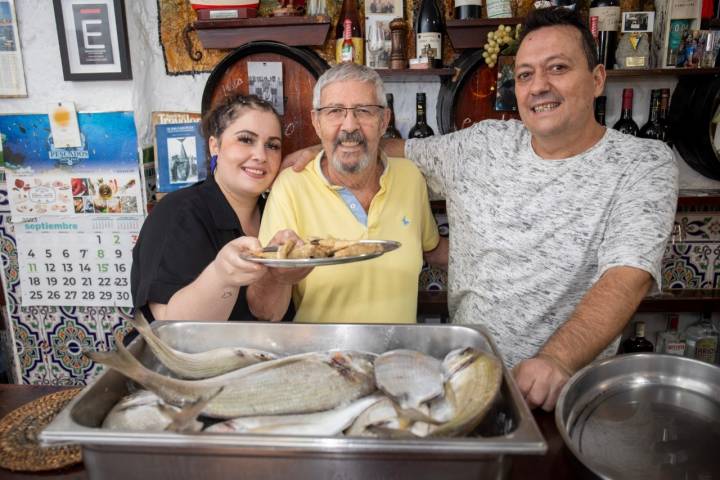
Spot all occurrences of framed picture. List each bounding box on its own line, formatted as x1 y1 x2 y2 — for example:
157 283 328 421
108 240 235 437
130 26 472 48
621 12 654 33
365 0 402 15
0 0 28 97
247 62 284 115
52 0 132 81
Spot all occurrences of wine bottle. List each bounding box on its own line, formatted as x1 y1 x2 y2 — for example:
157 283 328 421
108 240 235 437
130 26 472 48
589 0 621 69
335 0 363 65
594 95 606 126
613 88 639 136
415 0 444 68
621 321 655 353
382 93 402 139
455 0 483 19
408 93 434 138
639 90 664 140
659 88 671 144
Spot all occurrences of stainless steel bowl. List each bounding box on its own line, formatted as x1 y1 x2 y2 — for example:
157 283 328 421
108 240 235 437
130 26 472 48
555 354 720 480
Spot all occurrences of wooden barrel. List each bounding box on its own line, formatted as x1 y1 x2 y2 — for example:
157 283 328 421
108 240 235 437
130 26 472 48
437 50 520 134
202 41 329 156
670 76 720 181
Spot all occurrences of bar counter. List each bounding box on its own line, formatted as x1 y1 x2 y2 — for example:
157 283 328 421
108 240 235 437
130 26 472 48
0 384 597 480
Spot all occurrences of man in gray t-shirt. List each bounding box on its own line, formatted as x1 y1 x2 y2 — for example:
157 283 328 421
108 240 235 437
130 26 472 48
284 8 678 411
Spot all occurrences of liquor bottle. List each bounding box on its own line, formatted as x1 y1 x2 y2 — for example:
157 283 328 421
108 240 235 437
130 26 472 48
589 0 621 69
408 93 434 138
594 95 606 126
639 89 664 140
683 313 719 364
455 0 483 19
382 93 402 139
621 321 655 353
659 88 671 144
613 88 639 136
335 0 363 65
656 313 686 356
415 0 444 68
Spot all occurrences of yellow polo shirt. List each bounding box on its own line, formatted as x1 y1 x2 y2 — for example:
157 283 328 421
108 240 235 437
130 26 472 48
259 151 439 324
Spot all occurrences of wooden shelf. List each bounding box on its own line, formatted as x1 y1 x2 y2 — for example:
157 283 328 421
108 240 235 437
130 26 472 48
638 290 720 312
376 68 455 81
606 68 720 78
193 15 331 49
446 18 524 50
418 290 720 316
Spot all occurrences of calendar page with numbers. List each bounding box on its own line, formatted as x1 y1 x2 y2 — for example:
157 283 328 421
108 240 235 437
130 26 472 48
16 216 142 307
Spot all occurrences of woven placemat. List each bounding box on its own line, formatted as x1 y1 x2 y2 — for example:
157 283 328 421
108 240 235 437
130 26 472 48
0 388 83 472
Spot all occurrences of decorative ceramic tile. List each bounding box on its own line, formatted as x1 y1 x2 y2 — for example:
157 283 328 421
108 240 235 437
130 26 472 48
661 213 720 289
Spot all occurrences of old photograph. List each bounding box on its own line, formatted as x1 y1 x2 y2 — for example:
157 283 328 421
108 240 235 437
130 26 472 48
248 61 284 115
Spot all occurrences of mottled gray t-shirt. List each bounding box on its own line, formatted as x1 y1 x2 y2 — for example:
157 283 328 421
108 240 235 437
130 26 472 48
406 120 678 367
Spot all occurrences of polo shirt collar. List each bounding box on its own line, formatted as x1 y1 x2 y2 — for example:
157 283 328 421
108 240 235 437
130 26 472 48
313 150 390 190
197 174 242 230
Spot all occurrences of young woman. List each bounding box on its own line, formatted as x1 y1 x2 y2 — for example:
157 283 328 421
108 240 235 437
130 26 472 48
131 94 301 322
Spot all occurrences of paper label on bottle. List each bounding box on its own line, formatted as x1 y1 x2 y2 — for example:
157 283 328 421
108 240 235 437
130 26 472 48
694 337 718 363
416 32 441 60
663 342 686 356
335 38 364 65
588 6 620 32
455 0 483 7
486 0 512 17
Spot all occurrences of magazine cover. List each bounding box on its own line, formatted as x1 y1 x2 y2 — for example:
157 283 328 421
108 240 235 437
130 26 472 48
155 122 206 192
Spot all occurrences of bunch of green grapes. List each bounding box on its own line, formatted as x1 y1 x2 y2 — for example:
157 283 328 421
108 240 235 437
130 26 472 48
482 24 519 68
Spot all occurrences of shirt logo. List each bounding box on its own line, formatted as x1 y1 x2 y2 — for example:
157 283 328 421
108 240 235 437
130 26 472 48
402 215 410 226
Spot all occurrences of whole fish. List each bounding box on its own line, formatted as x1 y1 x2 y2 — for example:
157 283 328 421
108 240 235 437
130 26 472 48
345 397 406 437
86 337 377 419
102 390 202 432
426 348 503 437
205 394 384 436
374 349 444 411
129 313 277 379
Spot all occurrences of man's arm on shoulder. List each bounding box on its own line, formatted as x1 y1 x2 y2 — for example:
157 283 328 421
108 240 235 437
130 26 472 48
515 265 653 411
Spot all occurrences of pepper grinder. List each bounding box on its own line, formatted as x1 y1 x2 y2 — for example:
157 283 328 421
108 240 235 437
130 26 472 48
389 17 408 70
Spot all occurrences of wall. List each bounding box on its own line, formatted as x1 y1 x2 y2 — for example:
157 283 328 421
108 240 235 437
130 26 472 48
3 0 720 190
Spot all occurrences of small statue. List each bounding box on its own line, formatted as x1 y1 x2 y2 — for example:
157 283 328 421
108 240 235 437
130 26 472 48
615 32 650 69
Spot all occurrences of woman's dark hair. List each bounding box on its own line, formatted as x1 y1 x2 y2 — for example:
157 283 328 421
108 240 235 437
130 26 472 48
201 93 282 171
519 7 599 71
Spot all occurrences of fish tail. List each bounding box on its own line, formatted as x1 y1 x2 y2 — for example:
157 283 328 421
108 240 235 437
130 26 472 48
129 311 154 338
84 333 150 385
165 386 224 433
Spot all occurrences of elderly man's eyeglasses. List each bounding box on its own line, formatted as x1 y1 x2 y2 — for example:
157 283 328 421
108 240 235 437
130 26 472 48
315 105 385 123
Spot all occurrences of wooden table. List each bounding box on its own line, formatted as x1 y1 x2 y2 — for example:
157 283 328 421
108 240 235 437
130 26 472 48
0 384 597 479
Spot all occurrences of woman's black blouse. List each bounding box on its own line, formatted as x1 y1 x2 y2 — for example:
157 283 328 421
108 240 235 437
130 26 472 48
130 175 289 322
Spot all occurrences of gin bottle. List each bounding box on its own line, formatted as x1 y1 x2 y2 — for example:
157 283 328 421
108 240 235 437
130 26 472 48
683 313 719 364
656 313 686 356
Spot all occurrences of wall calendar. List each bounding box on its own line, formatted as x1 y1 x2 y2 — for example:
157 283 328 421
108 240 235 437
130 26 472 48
16 216 141 307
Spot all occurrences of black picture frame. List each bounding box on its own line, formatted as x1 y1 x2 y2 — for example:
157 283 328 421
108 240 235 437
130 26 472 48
52 0 132 81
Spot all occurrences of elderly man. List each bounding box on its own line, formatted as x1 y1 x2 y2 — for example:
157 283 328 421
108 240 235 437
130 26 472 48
247 62 441 324
285 7 678 410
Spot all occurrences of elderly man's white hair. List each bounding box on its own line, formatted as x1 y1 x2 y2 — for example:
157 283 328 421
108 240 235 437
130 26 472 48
312 63 388 110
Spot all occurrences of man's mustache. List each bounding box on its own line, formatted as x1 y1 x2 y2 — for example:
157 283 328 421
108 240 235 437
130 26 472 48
334 130 366 148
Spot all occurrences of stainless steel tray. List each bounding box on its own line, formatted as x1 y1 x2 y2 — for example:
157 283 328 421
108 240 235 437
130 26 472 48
556 354 720 480
42 323 546 480
242 240 401 267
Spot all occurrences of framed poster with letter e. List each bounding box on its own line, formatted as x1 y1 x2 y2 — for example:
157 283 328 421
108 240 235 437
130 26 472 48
52 0 132 81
